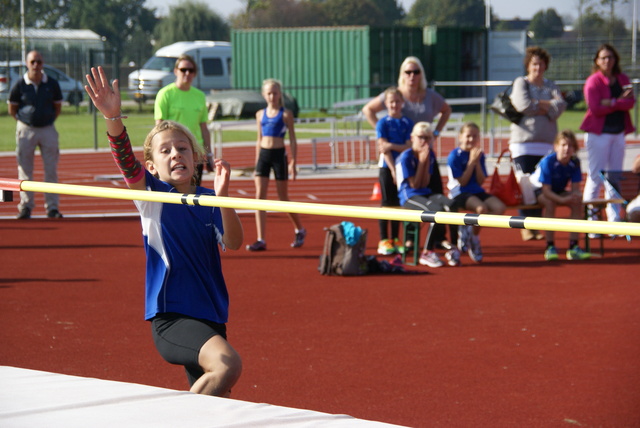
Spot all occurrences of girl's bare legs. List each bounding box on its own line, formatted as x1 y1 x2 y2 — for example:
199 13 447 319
466 196 506 237
254 175 269 242
191 335 242 397
276 179 306 247
464 196 490 262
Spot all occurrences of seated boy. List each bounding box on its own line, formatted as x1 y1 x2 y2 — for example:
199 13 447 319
531 130 590 261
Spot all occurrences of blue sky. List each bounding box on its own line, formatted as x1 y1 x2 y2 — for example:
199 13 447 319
149 0 580 21
146 0 640 26
146 0 578 19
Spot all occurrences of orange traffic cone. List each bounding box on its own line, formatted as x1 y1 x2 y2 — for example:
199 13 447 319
370 182 382 201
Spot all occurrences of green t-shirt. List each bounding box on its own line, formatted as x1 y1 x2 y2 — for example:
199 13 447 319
154 83 208 144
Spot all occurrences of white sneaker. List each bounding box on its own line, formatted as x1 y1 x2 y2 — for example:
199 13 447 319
445 248 461 267
419 251 443 268
458 225 471 252
468 235 483 263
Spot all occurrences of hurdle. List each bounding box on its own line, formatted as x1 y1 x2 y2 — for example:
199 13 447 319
2 177 640 237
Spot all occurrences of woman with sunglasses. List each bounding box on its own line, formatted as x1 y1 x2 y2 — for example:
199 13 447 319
155 54 213 185
581 43 635 224
363 56 451 136
363 56 455 254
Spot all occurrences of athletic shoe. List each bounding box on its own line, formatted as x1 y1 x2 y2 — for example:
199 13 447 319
444 248 461 267
47 209 63 218
291 228 307 248
458 225 471 252
419 250 443 268
16 207 31 220
377 239 395 255
435 240 453 250
468 235 483 263
566 246 591 260
544 245 559 261
393 238 405 255
246 240 266 251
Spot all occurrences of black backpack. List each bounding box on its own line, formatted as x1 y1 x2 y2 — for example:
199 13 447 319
318 223 368 276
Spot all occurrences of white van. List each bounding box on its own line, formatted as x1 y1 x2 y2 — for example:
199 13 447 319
128 40 231 103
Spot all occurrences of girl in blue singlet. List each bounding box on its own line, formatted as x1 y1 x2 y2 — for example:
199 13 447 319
85 66 244 397
247 78 306 251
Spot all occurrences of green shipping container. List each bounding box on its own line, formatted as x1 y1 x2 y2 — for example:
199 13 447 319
232 26 485 111
423 26 486 99
232 26 428 111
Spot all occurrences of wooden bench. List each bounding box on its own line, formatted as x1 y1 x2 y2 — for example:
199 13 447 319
396 171 639 264
516 199 625 255
399 201 544 265
398 198 621 265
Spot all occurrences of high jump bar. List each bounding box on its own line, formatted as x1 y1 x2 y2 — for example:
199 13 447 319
1 177 639 236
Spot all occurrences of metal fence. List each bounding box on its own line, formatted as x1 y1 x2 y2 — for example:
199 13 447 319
533 35 640 81
0 30 111 82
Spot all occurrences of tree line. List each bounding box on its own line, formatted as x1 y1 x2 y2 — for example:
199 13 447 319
0 0 631 65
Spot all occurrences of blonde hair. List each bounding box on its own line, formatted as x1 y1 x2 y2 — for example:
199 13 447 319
459 122 480 135
555 129 579 152
262 78 285 108
384 86 403 100
143 121 204 180
411 121 433 136
398 56 427 91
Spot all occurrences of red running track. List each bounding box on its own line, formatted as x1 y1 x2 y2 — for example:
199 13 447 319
0 143 382 218
1 143 640 427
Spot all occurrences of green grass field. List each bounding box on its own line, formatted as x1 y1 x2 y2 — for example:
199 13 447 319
0 103 588 153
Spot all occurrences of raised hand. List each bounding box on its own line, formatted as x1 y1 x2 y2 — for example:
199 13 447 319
213 158 231 197
84 66 121 119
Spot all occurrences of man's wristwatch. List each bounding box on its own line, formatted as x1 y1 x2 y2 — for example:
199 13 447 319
433 130 440 137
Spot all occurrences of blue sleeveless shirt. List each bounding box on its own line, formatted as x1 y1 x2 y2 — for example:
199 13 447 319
261 107 287 138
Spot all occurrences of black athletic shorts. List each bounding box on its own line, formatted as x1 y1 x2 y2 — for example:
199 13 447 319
452 191 492 210
151 313 227 386
255 147 288 180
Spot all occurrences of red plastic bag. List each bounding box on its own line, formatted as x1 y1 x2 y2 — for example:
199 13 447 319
489 150 523 206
